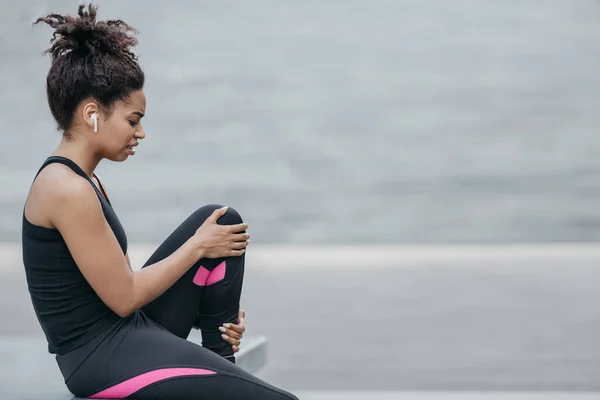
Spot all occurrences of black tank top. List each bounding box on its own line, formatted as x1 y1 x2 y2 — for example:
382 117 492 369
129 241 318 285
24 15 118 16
22 156 127 355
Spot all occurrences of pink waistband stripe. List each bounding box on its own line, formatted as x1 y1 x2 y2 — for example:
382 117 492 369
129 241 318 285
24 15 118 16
89 367 217 398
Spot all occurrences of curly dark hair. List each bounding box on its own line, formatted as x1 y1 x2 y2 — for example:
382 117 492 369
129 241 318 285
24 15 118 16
34 4 145 136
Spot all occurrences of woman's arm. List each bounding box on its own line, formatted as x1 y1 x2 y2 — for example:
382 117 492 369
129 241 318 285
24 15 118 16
51 174 202 317
91 174 133 271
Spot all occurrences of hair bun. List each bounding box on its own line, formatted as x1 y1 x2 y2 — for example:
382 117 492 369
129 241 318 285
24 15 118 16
35 4 139 62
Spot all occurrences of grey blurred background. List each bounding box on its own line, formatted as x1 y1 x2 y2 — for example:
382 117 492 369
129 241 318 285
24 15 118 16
3 0 600 244
2 0 600 396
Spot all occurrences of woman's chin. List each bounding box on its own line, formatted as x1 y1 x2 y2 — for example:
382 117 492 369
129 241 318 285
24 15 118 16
106 152 131 162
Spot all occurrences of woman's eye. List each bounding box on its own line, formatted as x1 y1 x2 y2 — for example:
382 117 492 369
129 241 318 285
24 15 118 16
129 121 138 127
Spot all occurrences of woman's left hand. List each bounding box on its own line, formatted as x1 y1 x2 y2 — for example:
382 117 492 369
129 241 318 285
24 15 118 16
219 309 246 353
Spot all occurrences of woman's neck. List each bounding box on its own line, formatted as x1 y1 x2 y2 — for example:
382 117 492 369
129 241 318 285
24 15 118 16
52 136 101 178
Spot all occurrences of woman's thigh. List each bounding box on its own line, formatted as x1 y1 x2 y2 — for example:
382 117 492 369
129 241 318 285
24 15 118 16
66 312 297 400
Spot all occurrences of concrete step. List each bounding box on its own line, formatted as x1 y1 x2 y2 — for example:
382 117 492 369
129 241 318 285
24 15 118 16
0 333 267 400
292 392 600 400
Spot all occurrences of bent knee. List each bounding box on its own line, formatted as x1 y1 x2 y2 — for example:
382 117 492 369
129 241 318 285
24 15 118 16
195 204 244 226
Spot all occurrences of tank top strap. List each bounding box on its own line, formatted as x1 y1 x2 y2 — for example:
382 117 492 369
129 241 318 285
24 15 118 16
35 156 107 204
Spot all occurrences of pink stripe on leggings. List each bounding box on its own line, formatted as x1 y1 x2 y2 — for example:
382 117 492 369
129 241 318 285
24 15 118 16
89 367 216 398
193 261 226 287
206 261 226 285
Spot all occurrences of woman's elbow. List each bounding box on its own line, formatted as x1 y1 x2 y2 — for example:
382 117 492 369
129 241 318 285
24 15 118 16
113 305 135 318
108 293 138 318
110 276 139 317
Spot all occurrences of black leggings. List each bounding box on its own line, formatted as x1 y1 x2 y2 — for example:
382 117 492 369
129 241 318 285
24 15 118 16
57 205 298 400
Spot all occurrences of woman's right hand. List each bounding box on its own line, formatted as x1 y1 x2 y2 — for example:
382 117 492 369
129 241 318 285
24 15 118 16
194 207 250 259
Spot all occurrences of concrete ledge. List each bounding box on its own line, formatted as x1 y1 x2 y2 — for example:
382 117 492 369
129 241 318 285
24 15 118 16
4 243 600 273
0 333 268 400
292 392 600 400
233 335 268 374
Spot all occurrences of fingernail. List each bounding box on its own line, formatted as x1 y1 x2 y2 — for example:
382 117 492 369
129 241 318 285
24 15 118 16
221 334 228 340
223 323 231 328
219 327 226 333
221 206 228 210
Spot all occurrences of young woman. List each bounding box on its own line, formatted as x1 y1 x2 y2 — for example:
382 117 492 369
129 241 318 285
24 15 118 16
22 4 298 399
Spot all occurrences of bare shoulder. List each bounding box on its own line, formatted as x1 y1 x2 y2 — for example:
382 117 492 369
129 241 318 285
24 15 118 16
24 163 100 229
25 163 133 317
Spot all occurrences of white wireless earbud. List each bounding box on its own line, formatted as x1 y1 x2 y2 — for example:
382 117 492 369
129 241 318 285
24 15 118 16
91 113 98 132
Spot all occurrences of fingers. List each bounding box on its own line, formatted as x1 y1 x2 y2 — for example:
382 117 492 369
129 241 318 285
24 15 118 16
231 241 248 250
208 206 229 223
223 322 246 337
227 249 246 257
220 333 241 347
232 233 250 242
221 311 246 352
219 319 245 347
219 326 243 341
227 223 248 233
230 233 250 250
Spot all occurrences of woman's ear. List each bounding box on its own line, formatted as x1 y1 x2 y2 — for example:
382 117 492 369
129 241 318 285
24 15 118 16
82 102 100 132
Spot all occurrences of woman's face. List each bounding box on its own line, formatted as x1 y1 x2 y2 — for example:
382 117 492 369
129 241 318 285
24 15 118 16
93 90 147 162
